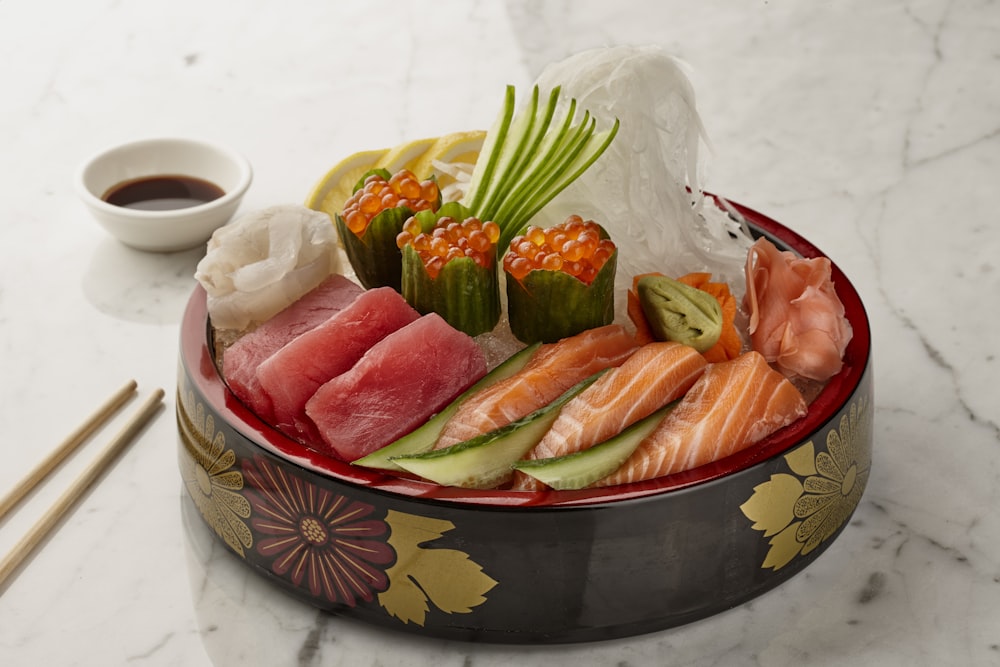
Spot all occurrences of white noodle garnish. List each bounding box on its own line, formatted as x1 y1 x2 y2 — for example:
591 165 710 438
530 45 754 300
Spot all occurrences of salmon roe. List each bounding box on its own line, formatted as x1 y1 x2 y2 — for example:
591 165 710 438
397 216 500 280
502 215 615 285
342 169 439 236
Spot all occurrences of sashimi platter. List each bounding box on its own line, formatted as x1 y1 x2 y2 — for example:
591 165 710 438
177 46 872 643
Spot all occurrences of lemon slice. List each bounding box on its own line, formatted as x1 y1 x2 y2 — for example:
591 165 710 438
305 131 486 218
373 136 439 174
305 147 389 219
411 130 486 200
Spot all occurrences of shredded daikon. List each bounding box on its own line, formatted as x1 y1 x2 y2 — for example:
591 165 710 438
529 45 754 299
430 158 475 203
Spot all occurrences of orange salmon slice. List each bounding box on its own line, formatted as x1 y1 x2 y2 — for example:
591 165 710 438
525 342 707 459
434 324 639 449
594 351 807 487
512 341 708 491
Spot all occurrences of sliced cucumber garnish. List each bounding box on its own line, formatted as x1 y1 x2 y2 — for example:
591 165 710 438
463 85 619 252
390 371 606 489
511 403 676 490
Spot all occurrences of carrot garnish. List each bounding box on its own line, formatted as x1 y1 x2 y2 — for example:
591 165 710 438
628 271 742 362
627 272 664 345
676 272 741 363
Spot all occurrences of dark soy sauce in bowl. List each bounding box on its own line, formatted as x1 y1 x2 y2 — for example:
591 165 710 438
102 175 225 211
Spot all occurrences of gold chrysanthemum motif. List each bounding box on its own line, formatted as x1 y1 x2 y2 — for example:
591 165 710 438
740 395 872 570
177 385 253 557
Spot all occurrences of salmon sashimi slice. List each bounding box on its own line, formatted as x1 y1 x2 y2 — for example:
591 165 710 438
593 351 807 487
434 324 639 449
512 342 708 491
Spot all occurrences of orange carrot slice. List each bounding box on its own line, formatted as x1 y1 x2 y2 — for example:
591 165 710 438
627 272 664 346
676 272 741 363
628 271 742 362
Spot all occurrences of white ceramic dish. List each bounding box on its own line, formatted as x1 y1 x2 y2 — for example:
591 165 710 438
75 137 253 252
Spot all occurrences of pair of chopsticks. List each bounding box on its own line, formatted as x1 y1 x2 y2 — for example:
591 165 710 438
0 380 164 590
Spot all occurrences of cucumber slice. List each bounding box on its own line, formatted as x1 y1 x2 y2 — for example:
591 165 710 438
399 202 501 337
462 85 619 252
390 371 606 489
464 86 516 215
352 342 541 470
335 205 412 291
334 168 443 291
506 246 618 344
511 403 676 490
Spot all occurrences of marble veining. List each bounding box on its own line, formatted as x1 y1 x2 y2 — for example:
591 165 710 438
2 0 999 665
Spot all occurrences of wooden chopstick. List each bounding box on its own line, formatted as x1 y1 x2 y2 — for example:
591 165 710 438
0 387 165 591
0 380 138 522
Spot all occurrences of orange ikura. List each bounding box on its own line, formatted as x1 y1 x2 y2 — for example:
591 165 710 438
502 215 616 285
342 169 439 236
396 215 500 279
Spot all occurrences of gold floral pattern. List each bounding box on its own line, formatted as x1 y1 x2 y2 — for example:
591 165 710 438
177 385 253 557
740 395 872 570
379 510 498 625
176 375 497 624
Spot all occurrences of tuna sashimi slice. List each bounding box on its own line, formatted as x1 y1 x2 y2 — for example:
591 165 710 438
223 274 364 419
434 324 639 449
255 287 420 441
305 313 488 461
594 351 807 487
222 274 363 420
512 342 707 490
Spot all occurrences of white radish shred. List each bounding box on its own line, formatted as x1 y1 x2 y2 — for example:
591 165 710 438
529 45 754 298
195 204 342 331
430 158 475 203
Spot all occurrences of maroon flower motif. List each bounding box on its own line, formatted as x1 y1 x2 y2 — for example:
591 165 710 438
243 456 395 607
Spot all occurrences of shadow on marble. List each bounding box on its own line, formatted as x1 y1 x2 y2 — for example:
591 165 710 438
83 236 203 325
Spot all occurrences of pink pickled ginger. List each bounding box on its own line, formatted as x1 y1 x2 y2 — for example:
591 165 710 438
744 237 853 382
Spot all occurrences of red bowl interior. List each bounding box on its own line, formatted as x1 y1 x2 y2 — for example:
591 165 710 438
181 199 871 507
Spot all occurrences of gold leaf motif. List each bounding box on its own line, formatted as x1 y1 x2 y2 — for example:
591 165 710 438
378 568 430 625
739 474 803 537
740 395 872 571
784 441 817 477
379 509 497 626
762 522 804 570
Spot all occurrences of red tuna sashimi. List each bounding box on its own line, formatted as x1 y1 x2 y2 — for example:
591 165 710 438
255 287 420 441
434 324 638 449
223 274 363 420
594 351 807 487
305 313 488 461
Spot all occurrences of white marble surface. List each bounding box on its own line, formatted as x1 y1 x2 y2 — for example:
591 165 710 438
1 0 998 664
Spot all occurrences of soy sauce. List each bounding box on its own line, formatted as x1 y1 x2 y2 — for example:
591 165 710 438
102 174 225 211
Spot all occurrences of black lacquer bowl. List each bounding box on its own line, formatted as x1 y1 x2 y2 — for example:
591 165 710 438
176 200 873 644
